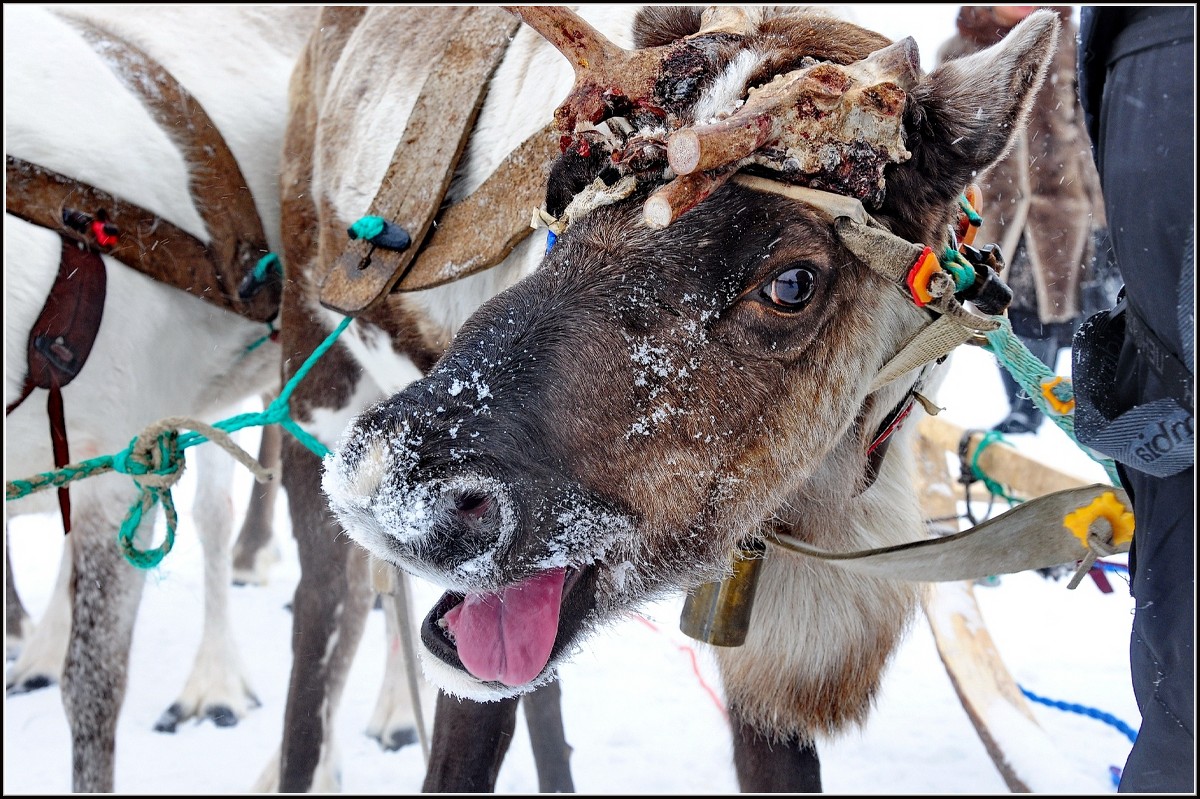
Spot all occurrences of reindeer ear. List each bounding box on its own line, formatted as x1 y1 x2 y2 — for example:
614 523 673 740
631 6 703 48
910 9 1060 187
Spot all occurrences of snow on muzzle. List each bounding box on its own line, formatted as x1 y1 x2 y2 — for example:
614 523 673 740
322 418 518 590
322 408 627 693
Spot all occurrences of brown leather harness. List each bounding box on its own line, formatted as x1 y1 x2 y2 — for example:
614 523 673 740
319 6 560 315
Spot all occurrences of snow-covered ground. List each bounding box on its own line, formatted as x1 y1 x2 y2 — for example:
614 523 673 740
4 341 1138 795
8 5 1140 795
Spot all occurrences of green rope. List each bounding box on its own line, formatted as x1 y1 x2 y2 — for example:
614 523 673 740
981 315 1122 485
245 322 277 353
958 193 983 227
6 316 353 569
348 216 386 242
940 246 978 293
969 430 1022 503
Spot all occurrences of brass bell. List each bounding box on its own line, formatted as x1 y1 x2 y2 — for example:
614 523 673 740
679 538 767 646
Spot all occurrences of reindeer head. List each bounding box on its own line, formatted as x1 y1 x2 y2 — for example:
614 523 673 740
323 6 1060 700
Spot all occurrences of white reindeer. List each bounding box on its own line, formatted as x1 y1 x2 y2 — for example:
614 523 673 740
4 5 318 791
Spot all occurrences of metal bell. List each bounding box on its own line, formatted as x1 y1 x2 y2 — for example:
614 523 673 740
679 538 767 647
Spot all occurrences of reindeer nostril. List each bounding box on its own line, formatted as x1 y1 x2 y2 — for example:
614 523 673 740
453 490 492 522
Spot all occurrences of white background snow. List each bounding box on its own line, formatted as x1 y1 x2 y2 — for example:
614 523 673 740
5 5 1143 796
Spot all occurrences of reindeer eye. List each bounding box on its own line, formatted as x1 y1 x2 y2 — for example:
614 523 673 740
764 266 816 309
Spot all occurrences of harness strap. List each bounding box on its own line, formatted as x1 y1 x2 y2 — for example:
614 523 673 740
393 125 562 292
5 236 108 534
319 7 524 314
768 483 1130 582
46 386 71 534
6 156 275 323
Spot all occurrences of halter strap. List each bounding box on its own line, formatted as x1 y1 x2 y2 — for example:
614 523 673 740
731 174 999 393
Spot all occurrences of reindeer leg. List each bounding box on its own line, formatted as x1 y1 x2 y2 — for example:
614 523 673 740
730 711 822 793
275 433 374 792
6 534 71 693
5 530 35 662
231 406 282 586
155 444 259 733
423 690 520 792
522 676 576 793
61 478 148 793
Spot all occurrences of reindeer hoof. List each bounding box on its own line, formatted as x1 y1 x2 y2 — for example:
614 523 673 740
206 705 239 727
380 726 418 752
6 674 54 695
155 702 185 733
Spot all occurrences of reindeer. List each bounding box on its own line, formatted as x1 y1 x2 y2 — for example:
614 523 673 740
316 5 1066 791
3 5 320 791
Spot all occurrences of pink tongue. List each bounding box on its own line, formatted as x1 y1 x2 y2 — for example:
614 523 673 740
444 568 566 686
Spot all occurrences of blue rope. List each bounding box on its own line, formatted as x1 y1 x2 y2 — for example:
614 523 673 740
1019 684 1139 744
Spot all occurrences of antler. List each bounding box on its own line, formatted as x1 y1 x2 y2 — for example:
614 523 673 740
502 6 665 134
652 36 921 224
669 37 920 177
507 6 925 229
695 6 761 35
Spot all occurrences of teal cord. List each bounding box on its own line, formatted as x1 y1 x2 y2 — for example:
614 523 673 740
347 216 385 241
253 253 280 282
245 322 277 353
940 246 978 293
6 316 353 569
969 430 1022 503
958 193 983 227
981 315 1122 485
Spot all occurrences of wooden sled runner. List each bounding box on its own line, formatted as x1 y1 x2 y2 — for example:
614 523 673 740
914 414 1119 793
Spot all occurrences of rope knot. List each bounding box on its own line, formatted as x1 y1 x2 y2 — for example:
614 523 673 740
119 422 187 490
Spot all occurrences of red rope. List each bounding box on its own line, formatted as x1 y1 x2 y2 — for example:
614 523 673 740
632 613 729 722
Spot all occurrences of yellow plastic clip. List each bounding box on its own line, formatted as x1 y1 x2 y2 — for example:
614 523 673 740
1040 375 1076 416
1063 491 1135 549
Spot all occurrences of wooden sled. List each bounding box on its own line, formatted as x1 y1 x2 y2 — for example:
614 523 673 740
913 415 1110 793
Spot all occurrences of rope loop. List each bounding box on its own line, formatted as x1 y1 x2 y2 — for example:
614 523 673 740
939 246 978 293
969 429 1022 503
6 315 350 569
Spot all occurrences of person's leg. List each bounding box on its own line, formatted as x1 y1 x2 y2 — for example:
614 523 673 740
1094 12 1195 792
1116 464 1195 792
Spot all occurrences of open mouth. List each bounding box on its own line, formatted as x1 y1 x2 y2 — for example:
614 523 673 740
420 564 596 688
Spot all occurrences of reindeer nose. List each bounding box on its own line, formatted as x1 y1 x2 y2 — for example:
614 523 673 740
434 478 510 539
451 488 492 522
